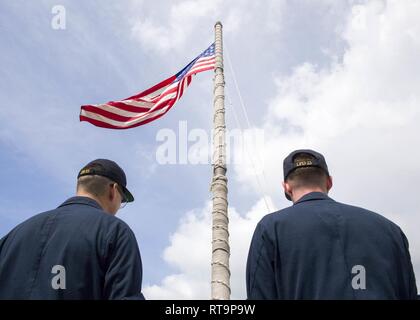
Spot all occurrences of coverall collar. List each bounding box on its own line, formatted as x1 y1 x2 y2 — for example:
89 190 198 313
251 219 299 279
293 191 333 205
58 196 103 210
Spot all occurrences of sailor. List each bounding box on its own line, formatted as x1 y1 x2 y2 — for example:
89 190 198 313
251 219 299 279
246 149 417 299
0 159 145 299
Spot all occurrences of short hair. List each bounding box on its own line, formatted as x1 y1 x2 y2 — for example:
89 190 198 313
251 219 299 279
76 175 113 198
286 153 328 189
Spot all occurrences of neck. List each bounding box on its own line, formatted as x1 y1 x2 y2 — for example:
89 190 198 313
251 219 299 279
292 188 326 203
76 190 108 212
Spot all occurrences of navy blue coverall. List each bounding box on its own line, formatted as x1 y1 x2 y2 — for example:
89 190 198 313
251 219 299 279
0 196 145 299
246 192 417 299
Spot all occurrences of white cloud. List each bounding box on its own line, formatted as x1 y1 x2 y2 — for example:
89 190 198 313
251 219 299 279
130 0 286 55
131 0 222 55
143 197 274 299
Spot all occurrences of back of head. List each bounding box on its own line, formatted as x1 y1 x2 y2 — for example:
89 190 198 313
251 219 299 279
283 149 331 201
76 159 135 215
77 159 134 203
76 175 112 198
286 153 329 190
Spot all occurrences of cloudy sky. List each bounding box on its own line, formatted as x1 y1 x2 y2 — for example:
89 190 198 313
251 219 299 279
1 0 419 299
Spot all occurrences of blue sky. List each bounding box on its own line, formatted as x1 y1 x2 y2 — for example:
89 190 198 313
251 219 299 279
1 0 420 299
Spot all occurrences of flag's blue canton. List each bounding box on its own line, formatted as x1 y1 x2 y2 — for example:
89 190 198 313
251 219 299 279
201 43 215 57
175 43 215 81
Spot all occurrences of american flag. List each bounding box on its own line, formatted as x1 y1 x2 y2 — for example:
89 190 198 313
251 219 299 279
80 43 216 129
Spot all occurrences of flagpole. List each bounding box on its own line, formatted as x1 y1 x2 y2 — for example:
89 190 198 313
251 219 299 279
211 21 230 300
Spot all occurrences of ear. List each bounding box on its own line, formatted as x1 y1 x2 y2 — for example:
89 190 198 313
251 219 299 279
283 181 292 198
109 183 117 201
326 176 333 192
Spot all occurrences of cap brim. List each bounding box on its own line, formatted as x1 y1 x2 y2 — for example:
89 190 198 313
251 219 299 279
121 186 135 203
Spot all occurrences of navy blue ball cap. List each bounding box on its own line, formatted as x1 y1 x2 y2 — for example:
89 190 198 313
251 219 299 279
77 159 134 203
283 149 330 181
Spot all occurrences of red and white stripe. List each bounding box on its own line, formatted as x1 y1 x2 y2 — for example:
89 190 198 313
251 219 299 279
80 46 216 129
